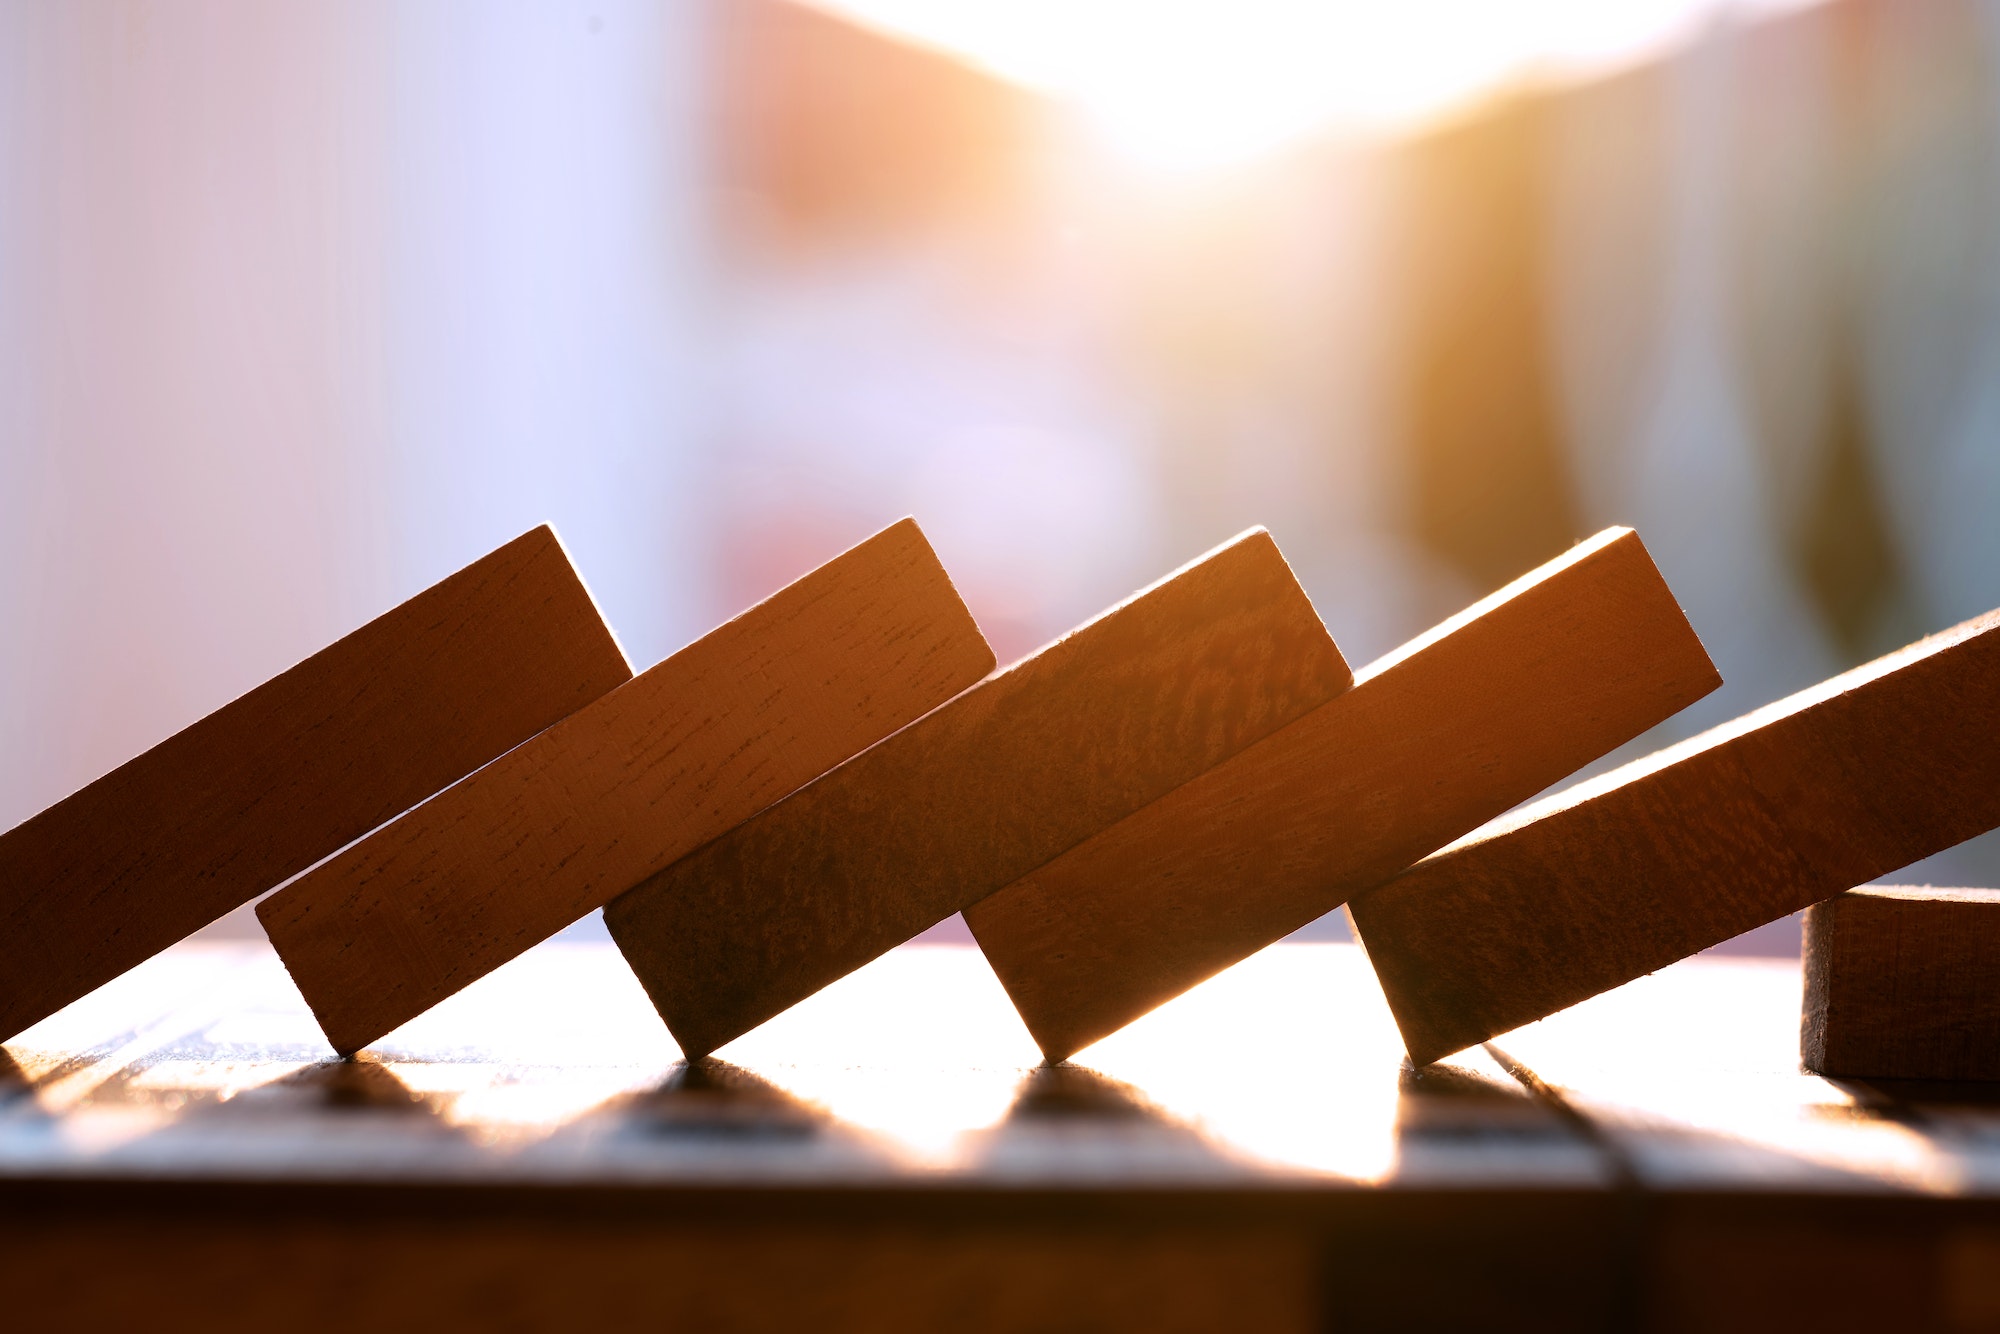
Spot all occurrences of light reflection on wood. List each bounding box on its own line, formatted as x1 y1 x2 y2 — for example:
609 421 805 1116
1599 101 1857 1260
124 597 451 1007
1494 954 1970 1194
7 939 1992 1201
0 941 1532 1184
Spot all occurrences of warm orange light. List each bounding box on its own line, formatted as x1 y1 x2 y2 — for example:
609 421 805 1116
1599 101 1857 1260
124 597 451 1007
810 0 1825 173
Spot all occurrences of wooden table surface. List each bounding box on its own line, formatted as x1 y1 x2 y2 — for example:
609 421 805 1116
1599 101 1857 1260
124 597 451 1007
4 939 1997 1333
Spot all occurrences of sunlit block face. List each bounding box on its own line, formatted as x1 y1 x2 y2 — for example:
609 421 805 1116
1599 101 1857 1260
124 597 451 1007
813 0 1824 172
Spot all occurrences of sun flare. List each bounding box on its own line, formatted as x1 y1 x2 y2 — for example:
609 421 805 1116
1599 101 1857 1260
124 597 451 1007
811 0 1824 173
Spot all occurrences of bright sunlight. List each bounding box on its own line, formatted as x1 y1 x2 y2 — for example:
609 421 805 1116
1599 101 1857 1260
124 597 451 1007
810 0 1824 172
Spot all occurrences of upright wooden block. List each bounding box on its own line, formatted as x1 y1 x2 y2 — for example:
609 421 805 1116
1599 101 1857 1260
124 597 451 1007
604 528 1349 1059
258 519 993 1055
1802 886 2000 1081
1349 606 2000 1066
966 528 1719 1060
0 526 631 1040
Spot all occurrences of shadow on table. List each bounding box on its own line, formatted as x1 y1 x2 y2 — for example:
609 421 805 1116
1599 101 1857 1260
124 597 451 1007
1005 1062 1166 1123
90 1053 474 1171
959 1062 1243 1179
1827 1075 2000 1119
252 1056 435 1113
0 1048 26 1103
622 1057 828 1140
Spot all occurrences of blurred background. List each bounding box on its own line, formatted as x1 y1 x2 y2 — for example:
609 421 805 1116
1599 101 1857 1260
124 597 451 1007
3 0 1998 948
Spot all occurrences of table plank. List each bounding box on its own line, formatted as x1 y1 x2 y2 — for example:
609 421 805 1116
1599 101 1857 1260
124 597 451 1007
0 942 1603 1193
1486 953 2000 1196
30 943 2000 1330
1488 954 2000 1331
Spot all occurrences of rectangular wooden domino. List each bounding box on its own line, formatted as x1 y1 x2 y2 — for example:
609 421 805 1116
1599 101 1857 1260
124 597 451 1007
1349 606 2000 1066
966 527 1719 1060
258 519 994 1055
1803 885 2000 1081
604 528 1350 1059
0 526 632 1040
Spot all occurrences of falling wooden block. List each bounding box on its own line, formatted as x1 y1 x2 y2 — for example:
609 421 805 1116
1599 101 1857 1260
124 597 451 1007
605 528 1349 1059
258 519 993 1055
1802 886 2000 1082
0 526 631 1040
966 527 1719 1060
1349 606 2000 1067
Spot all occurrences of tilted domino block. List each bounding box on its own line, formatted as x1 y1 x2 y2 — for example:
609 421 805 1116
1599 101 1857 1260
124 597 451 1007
1803 886 2000 1082
259 519 993 1055
966 527 1718 1060
605 528 1349 1059
0 526 631 1040
1350 606 2000 1066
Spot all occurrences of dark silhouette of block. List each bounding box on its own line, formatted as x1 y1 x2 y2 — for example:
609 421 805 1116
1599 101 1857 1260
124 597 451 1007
0 526 631 1040
259 519 992 1055
1350 606 2000 1065
968 528 1718 1060
1803 885 2000 1081
606 528 1350 1059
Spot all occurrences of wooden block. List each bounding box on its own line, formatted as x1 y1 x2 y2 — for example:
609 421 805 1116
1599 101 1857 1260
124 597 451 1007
1349 606 2000 1066
0 527 631 1040
966 527 1719 1060
1803 886 2000 1081
258 519 993 1055
604 528 1350 1059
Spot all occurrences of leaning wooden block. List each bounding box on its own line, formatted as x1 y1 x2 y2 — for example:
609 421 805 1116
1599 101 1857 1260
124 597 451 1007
605 528 1349 1059
1802 886 2000 1081
1349 606 2000 1066
0 526 631 1041
259 519 993 1055
966 527 1719 1060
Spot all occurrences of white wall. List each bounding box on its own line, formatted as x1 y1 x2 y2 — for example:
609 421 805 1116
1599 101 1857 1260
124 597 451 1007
0 1 710 832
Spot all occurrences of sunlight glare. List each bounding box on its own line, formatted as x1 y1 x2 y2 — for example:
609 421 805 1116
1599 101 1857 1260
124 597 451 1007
1496 959 1969 1195
714 946 1040 1167
1074 944 1406 1181
812 0 1826 172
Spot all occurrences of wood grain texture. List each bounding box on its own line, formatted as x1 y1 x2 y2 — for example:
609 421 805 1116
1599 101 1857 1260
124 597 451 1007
0 941 1597 1194
966 527 1719 1060
0 943 1626 1334
1350 605 2000 1066
1803 885 2000 1081
0 527 629 1042
0 1218 1320 1334
16 941 2000 1333
258 520 993 1056
604 528 1350 1059
1484 947 2000 1333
